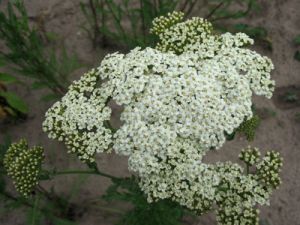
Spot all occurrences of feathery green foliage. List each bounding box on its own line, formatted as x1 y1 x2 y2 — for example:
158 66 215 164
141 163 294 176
103 176 185 225
237 115 261 141
0 69 27 119
81 0 261 49
0 0 81 98
293 35 300 61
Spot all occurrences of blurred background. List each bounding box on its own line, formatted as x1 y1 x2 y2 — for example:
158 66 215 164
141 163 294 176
0 0 299 224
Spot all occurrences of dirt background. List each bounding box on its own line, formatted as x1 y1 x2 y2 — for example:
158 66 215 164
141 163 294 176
0 0 299 224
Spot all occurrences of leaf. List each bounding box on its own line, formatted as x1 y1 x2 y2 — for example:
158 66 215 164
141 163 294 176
40 93 60 102
294 35 300 45
45 32 58 42
0 177 5 193
0 58 5 67
260 218 271 225
26 195 43 225
57 48 82 78
0 73 18 84
51 217 78 225
294 51 300 61
31 81 47 90
233 24 267 39
0 135 11 162
3 106 17 117
0 91 28 113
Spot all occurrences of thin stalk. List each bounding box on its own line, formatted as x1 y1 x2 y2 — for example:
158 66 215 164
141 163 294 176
246 165 250 175
52 169 119 180
180 0 190 12
205 1 224 19
104 0 127 44
100 0 107 47
210 0 254 22
1 191 33 208
0 190 55 216
185 0 197 18
89 0 100 47
36 184 52 199
96 205 124 215
139 0 146 44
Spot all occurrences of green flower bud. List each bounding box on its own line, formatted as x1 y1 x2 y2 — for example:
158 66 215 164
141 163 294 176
150 11 184 36
239 146 261 166
152 11 213 54
3 139 44 197
256 151 283 189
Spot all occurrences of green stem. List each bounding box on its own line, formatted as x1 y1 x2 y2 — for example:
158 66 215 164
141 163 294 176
205 1 224 19
93 204 123 215
246 165 250 175
52 169 119 180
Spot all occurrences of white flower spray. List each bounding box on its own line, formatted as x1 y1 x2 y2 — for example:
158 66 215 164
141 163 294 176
42 12 282 225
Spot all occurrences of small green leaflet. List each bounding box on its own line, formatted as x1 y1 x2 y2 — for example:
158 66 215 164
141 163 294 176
0 91 28 113
0 73 18 84
26 195 43 225
294 51 300 61
294 35 300 45
40 93 60 102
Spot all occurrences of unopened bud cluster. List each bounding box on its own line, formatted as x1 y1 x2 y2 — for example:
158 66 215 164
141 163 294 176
257 151 283 189
239 146 261 166
3 139 44 197
150 11 184 35
154 12 213 54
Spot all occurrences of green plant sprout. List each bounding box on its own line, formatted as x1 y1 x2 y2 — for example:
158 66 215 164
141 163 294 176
0 0 81 101
283 91 298 103
1 11 283 225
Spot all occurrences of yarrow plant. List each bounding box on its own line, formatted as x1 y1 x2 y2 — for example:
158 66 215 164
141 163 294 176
4 11 282 225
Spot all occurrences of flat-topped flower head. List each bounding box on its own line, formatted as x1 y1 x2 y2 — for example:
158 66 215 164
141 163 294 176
4 139 44 197
42 12 281 225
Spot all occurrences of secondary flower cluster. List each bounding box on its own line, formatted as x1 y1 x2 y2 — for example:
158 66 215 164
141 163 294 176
43 68 113 161
239 146 261 166
4 139 44 197
43 11 281 224
153 14 213 54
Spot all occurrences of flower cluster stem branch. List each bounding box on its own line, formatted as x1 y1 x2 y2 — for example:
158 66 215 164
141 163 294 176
51 169 119 180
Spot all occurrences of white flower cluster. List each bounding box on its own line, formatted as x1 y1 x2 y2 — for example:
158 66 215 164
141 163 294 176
43 12 278 224
43 69 113 161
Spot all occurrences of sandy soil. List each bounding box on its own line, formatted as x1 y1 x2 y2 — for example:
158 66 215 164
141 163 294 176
0 0 300 224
